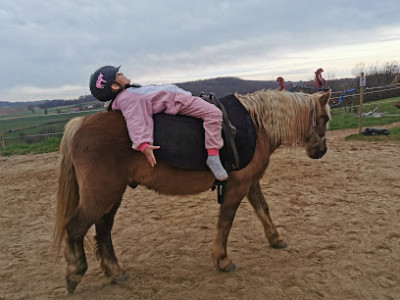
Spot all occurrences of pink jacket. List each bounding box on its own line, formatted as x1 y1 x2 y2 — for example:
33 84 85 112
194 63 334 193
112 84 198 150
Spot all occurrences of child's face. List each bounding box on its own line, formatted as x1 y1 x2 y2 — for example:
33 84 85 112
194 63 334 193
114 72 131 87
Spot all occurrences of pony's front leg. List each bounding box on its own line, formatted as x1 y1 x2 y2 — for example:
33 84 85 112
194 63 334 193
94 201 132 284
247 181 287 249
212 183 244 272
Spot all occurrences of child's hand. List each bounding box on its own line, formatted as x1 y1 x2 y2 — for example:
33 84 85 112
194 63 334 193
143 145 160 167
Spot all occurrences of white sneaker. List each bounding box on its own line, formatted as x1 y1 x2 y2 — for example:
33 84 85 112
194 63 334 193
206 155 228 181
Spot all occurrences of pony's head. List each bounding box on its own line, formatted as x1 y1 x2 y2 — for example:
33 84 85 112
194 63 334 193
235 89 331 158
304 91 331 159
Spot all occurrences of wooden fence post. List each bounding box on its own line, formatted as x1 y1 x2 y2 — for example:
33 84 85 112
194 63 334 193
0 131 5 151
358 72 366 134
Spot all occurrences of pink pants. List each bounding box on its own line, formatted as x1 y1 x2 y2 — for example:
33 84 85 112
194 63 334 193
179 97 224 150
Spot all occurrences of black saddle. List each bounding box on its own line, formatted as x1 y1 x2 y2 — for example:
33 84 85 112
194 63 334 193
153 94 257 173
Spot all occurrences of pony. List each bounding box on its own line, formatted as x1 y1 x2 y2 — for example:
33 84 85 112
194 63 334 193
54 89 331 293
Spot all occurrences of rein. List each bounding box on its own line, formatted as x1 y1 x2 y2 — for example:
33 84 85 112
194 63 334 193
305 104 326 147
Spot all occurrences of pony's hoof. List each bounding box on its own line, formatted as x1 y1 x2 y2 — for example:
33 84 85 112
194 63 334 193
271 240 288 249
112 270 133 285
222 262 237 272
66 279 79 294
217 260 237 272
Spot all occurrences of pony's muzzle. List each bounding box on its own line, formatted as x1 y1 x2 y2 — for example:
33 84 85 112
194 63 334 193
309 146 327 159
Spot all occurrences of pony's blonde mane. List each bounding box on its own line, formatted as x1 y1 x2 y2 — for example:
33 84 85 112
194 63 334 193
235 90 324 148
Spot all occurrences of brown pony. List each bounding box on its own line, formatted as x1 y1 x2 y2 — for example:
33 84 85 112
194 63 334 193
54 89 331 293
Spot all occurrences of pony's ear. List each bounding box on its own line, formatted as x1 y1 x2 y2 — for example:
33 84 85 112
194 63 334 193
318 90 331 107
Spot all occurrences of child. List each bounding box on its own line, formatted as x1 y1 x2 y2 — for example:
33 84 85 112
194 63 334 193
314 68 326 89
89 65 228 181
276 76 286 91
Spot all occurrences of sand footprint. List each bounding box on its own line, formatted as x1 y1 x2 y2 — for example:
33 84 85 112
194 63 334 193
343 265 364 280
388 233 400 245
302 268 334 286
308 245 337 265
375 245 392 255
344 230 362 243
374 272 398 288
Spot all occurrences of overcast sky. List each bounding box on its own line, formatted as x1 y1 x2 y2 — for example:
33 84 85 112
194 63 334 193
1 0 400 102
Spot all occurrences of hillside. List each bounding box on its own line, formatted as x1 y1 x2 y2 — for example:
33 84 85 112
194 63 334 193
0 77 279 108
176 77 278 97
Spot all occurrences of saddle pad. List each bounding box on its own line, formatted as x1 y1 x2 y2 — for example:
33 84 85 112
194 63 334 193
153 94 257 171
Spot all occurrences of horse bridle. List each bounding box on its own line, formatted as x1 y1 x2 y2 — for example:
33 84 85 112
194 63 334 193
305 105 326 147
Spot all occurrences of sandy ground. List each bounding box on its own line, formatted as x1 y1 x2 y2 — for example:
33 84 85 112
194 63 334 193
1 125 399 300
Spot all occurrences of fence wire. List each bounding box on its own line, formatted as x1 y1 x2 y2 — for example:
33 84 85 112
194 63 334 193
331 86 400 100
3 132 64 140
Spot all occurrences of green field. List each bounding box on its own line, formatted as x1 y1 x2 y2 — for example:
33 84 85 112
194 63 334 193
0 101 100 119
0 110 100 145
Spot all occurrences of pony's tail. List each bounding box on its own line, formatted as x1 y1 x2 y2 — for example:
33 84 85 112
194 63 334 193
53 117 85 254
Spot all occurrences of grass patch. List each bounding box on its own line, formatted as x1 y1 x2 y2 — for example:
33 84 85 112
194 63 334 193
1 137 61 156
329 97 400 130
0 110 97 133
329 96 400 141
0 111 98 147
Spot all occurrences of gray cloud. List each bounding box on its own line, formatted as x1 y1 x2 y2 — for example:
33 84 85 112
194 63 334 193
1 0 400 101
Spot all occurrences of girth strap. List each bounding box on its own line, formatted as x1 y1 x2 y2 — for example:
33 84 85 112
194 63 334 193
212 180 227 205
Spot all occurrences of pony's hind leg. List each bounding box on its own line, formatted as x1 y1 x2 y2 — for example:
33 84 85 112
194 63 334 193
64 208 92 293
94 201 132 284
247 181 287 249
212 182 246 272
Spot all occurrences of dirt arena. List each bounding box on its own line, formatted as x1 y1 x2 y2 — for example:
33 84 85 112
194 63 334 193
1 125 399 300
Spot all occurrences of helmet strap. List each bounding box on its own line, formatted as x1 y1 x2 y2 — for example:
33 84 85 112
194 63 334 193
124 83 141 88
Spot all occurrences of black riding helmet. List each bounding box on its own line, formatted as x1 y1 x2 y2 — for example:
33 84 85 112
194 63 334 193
89 65 120 102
